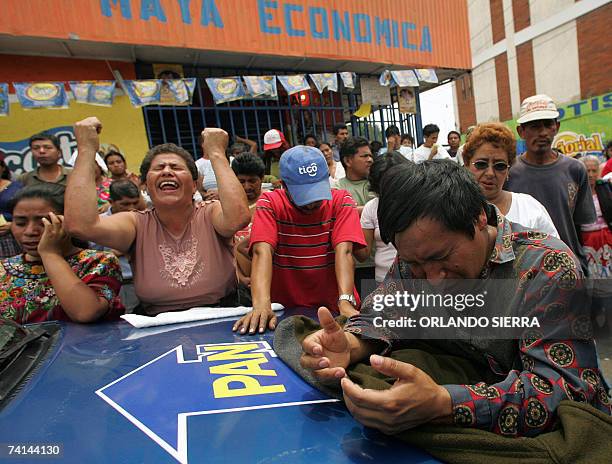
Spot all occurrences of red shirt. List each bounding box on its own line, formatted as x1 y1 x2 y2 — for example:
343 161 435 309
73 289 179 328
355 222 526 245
249 189 366 311
601 158 612 177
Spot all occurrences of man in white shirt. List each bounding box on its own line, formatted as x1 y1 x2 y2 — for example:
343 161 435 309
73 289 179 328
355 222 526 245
413 124 452 163
379 125 414 161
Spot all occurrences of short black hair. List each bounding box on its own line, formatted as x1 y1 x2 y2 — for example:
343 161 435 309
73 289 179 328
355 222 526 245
10 183 65 214
378 160 488 244
333 123 348 135
339 136 370 169
303 134 318 145
139 143 197 183
29 132 60 150
369 151 409 195
385 125 400 139
109 180 140 201
401 134 414 144
370 140 383 155
231 152 265 178
104 151 126 165
447 130 461 139
0 157 10 180
422 124 440 138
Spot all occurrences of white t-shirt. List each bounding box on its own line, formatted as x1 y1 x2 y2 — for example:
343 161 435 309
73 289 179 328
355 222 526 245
195 158 217 190
413 144 452 163
360 197 397 282
506 192 559 238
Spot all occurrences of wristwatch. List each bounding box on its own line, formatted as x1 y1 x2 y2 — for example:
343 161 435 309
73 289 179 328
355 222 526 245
338 294 357 306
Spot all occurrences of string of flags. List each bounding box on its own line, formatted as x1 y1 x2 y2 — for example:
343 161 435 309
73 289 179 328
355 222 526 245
0 69 438 116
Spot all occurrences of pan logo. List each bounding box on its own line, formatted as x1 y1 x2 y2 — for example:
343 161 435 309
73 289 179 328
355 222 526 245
200 342 287 398
97 340 336 463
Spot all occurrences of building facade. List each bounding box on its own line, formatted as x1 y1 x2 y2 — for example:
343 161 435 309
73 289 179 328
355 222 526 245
454 0 611 156
0 0 471 173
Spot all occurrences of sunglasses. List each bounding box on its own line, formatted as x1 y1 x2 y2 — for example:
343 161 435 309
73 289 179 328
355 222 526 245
471 160 509 172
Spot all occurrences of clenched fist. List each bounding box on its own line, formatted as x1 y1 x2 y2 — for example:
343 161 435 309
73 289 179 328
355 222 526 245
201 128 228 160
74 117 102 154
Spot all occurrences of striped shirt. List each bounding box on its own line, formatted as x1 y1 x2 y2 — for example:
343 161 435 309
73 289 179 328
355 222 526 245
249 189 366 311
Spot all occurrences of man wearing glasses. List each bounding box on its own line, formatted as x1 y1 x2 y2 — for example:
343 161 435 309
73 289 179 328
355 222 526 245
506 95 595 275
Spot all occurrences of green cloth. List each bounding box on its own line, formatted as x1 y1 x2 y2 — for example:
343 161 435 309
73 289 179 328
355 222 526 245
335 177 376 270
335 178 373 206
273 315 612 464
270 160 280 179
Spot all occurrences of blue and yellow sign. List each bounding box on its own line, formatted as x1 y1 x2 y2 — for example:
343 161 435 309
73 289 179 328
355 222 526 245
97 341 335 464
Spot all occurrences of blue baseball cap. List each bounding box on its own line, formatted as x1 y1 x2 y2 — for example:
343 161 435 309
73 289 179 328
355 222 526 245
279 146 331 207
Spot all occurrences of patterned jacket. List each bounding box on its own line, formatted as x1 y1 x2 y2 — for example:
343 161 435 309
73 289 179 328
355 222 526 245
345 206 611 437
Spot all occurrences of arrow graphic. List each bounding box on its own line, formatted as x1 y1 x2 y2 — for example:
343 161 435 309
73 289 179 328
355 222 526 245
96 341 337 463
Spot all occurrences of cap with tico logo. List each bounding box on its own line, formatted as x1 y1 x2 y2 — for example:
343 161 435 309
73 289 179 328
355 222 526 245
279 145 331 206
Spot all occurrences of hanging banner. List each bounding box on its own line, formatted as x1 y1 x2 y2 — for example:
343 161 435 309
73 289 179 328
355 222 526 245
243 76 278 100
398 88 417 114
309 73 338 93
0 84 8 116
160 78 197 105
339 72 356 90
277 75 310 96
69 81 116 107
360 77 391 107
14 82 69 109
391 70 420 88
379 70 392 87
124 80 162 107
205 77 246 104
415 69 439 84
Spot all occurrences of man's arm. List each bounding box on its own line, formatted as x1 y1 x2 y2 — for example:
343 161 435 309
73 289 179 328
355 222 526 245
334 242 358 317
204 128 251 237
232 242 276 334
354 228 374 262
235 135 258 153
64 117 137 253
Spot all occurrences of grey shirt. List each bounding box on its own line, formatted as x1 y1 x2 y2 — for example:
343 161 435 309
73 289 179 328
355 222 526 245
505 153 596 274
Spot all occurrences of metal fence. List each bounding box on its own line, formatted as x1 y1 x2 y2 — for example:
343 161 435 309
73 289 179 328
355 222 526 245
136 64 423 158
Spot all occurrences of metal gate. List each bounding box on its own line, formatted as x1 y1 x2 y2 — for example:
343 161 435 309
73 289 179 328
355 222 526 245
137 64 422 158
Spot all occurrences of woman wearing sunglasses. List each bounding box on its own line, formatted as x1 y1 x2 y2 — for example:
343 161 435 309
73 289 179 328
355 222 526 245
463 123 559 237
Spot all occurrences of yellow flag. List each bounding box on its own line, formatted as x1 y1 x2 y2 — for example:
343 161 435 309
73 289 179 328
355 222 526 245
353 103 372 118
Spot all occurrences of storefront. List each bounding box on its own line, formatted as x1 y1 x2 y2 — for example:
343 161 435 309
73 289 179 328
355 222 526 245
0 0 470 173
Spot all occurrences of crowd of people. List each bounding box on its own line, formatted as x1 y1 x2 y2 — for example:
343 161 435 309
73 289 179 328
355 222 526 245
0 93 610 438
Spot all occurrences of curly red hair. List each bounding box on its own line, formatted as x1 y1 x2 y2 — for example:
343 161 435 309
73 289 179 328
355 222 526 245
462 123 516 166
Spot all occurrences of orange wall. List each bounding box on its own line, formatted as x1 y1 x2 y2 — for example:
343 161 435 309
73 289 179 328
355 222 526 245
2 0 471 69
0 55 136 90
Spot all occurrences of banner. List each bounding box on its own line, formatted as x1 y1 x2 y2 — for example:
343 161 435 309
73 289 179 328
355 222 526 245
0 84 8 116
243 76 278 100
379 70 392 87
415 69 439 83
391 70 420 88
277 75 310 96
309 73 338 93
205 77 246 104
69 81 116 106
339 72 356 90
14 82 69 109
0 95 149 175
361 77 391 106
124 80 162 107
160 78 197 105
398 87 417 114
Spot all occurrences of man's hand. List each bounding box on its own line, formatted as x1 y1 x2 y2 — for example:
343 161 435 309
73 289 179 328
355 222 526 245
0 222 11 235
299 307 351 381
233 303 277 334
202 128 229 160
341 354 452 434
338 299 358 317
74 117 102 154
429 144 439 159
